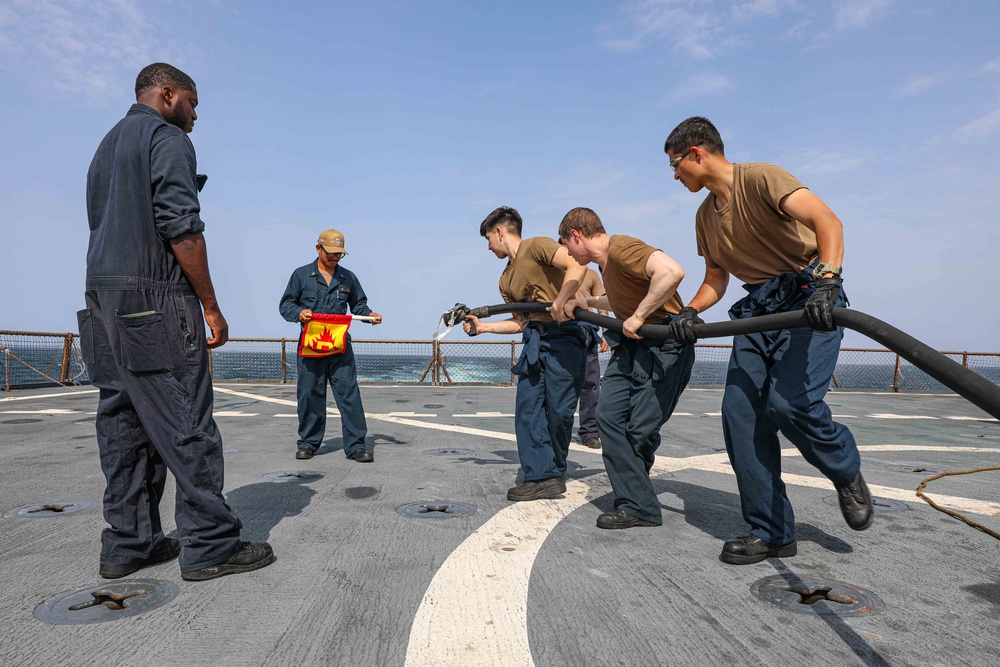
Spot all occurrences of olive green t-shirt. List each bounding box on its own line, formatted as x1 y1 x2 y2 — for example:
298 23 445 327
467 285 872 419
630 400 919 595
695 162 818 285
602 235 684 322
498 236 564 323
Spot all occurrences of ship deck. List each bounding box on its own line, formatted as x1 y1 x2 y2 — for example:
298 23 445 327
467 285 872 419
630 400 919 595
2 384 999 666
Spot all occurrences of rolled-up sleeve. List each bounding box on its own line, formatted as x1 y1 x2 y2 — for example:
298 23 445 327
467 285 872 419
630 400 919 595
279 271 305 323
150 132 205 240
348 276 372 317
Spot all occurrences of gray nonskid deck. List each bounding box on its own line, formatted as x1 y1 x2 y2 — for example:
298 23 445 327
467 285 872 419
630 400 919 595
1 385 998 666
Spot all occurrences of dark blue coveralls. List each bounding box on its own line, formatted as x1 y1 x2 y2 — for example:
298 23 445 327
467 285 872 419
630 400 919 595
279 262 372 457
723 265 859 545
597 326 694 523
576 324 602 442
512 321 590 481
78 104 242 572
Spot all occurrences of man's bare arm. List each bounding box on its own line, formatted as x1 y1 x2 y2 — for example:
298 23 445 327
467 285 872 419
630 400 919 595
169 232 228 348
549 246 587 322
685 264 730 315
622 250 684 339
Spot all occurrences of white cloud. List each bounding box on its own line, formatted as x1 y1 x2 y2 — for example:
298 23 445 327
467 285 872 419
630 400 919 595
955 106 1000 142
832 0 894 30
778 146 867 176
603 0 892 59
979 56 1000 75
671 72 735 97
896 68 959 97
0 0 166 104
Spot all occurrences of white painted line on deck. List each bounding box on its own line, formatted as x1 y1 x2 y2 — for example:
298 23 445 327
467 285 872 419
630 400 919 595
214 387 510 441
406 479 597 667
452 412 515 418
1 409 79 414
0 389 98 402
868 413 939 420
388 412 438 417
214 411 259 417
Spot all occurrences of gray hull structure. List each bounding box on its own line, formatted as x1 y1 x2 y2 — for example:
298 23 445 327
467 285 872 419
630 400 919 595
2 384 998 666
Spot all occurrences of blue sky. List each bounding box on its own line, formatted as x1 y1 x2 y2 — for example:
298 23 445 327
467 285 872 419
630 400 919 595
2 0 999 351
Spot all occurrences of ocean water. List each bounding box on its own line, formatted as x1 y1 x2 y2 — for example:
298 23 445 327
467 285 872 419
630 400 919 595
4 339 1000 392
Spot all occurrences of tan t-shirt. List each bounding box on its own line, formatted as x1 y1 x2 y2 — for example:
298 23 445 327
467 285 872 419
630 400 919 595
602 235 684 322
695 162 818 285
498 236 564 323
576 268 605 300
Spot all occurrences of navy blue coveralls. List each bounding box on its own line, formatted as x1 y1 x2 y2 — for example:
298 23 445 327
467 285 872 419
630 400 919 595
512 321 590 481
723 265 859 545
78 104 242 573
279 262 372 457
597 326 694 524
576 326 602 442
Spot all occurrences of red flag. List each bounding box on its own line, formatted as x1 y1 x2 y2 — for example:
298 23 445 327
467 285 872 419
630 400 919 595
298 313 352 357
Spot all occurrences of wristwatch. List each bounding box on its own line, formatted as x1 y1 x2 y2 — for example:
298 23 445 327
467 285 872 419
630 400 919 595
811 262 842 280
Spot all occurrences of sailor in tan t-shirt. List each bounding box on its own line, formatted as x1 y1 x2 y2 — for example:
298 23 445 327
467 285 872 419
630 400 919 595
664 116 872 565
558 207 694 530
463 206 589 502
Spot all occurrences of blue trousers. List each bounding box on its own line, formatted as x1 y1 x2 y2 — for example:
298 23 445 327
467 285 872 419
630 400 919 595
513 323 588 481
723 323 860 545
577 349 601 440
78 285 242 572
597 336 694 523
296 344 368 456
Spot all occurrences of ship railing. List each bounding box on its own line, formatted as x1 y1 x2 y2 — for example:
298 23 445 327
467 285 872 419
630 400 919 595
3 330 1000 392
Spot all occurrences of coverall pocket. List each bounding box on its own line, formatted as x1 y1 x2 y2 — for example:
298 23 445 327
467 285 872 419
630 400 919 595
76 309 95 370
115 311 175 374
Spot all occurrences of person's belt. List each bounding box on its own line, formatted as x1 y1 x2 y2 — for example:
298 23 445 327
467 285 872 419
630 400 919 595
85 276 196 296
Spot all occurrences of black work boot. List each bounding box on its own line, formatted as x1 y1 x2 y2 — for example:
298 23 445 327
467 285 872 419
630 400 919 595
100 537 181 579
835 472 874 531
181 541 275 581
506 477 566 501
596 508 660 530
720 535 797 565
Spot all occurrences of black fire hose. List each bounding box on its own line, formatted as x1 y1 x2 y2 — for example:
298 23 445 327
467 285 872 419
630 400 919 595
466 303 1000 421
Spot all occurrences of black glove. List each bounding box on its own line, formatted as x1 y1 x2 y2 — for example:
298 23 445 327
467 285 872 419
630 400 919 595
669 307 703 344
804 276 842 331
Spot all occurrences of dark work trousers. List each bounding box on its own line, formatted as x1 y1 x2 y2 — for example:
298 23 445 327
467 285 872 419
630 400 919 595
512 322 589 482
597 334 694 524
722 280 859 545
577 349 601 440
295 344 368 456
77 284 241 572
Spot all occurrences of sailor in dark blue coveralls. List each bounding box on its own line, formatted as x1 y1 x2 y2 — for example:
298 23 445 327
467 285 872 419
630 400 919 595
79 63 273 581
665 116 874 565
279 229 382 462
464 206 589 502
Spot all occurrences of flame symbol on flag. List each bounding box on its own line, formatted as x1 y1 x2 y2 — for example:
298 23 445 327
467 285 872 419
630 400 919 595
299 314 351 357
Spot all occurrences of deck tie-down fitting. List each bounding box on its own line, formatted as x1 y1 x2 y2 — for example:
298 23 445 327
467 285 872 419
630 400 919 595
68 588 151 612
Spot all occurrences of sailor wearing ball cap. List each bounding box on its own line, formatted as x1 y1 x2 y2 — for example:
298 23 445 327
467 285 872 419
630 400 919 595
279 228 382 462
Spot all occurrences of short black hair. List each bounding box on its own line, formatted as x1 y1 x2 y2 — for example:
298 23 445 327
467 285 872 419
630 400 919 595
480 206 523 237
135 63 195 100
664 116 725 156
